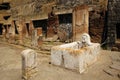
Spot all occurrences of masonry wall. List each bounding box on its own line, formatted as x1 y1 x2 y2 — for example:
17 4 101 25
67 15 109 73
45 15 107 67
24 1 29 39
102 0 120 49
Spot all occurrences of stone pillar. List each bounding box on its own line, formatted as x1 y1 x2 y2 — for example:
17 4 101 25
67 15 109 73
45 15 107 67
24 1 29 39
37 27 43 45
72 7 76 41
29 21 34 36
31 29 38 47
29 21 39 47
21 49 37 80
72 5 89 41
6 25 9 39
16 19 27 44
8 21 15 43
31 27 43 47
16 20 23 44
22 22 29 38
47 12 59 38
2 25 6 40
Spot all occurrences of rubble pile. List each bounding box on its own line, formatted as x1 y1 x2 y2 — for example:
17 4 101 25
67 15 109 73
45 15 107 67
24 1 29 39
57 23 72 42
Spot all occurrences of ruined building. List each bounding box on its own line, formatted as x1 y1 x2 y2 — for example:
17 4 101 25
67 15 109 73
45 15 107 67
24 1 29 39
0 0 119 50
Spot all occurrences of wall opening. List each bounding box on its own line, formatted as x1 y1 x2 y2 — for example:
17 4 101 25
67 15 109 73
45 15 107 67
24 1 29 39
58 13 73 42
33 19 47 36
58 13 72 24
0 2 10 10
14 21 19 34
3 15 11 20
116 23 120 39
0 24 3 35
26 23 29 35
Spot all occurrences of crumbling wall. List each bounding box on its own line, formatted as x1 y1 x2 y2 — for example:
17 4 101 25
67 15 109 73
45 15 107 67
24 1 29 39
47 11 59 37
56 0 93 5
89 10 104 43
102 0 120 49
10 0 56 20
16 19 28 44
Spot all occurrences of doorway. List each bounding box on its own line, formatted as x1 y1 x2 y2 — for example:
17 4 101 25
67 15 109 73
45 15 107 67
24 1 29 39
116 23 120 39
58 13 72 24
0 24 3 35
58 13 73 41
32 19 47 37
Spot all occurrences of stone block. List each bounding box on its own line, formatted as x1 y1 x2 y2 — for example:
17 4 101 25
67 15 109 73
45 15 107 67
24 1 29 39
51 43 100 73
21 49 37 80
51 42 80 66
51 34 100 74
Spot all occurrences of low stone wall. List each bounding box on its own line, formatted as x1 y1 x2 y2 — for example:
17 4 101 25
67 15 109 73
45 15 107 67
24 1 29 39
51 42 100 73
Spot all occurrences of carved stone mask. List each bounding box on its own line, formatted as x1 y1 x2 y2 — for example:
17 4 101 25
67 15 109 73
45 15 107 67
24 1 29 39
81 33 92 46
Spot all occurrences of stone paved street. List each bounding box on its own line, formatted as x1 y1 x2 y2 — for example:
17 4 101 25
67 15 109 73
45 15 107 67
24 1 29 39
0 42 120 80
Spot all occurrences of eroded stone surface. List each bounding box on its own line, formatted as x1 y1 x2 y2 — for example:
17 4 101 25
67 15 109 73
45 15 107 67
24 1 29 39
21 49 37 80
73 5 89 41
51 33 100 73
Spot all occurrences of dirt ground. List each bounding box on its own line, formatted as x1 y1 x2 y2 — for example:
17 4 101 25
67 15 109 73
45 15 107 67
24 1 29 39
0 42 120 80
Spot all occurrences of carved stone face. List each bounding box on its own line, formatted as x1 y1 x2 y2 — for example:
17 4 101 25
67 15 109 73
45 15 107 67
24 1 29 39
81 33 92 46
82 35 88 43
